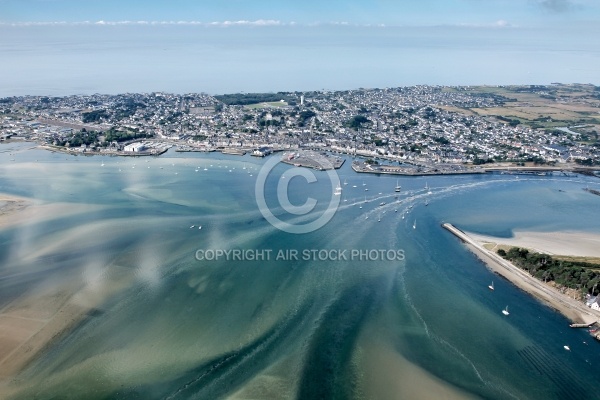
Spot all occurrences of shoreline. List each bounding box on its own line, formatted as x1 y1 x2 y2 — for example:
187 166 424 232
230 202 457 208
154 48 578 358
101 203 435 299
6 140 600 177
443 223 600 325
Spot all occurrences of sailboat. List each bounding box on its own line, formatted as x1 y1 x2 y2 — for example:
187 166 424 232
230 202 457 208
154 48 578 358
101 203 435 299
425 199 429 206
502 306 509 315
395 179 401 192
488 281 494 291
413 219 416 229
334 184 342 196
343 178 348 186
425 181 432 194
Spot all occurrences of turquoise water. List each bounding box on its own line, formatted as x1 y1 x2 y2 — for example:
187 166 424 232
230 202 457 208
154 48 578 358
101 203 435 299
1 142 600 399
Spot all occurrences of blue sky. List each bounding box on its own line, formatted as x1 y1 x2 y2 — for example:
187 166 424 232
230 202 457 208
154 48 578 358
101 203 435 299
1 0 599 26
0 0 599 95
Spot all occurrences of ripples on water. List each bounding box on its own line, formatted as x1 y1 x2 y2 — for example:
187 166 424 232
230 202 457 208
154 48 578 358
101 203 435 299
1 143 600 399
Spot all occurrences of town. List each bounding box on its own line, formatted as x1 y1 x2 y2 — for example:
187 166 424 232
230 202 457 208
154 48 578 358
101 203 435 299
1 84 599 173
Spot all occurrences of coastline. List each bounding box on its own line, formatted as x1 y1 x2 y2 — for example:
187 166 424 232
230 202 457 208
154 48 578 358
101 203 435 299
443 223 600 325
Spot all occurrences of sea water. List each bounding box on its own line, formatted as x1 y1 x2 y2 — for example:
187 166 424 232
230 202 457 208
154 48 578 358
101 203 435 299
1 142 599 399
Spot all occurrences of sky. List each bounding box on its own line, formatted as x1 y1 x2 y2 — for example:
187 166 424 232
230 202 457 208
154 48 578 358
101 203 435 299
0 0 599 95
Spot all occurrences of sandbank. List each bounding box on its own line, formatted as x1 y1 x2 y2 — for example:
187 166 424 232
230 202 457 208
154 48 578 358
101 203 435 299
443 223 600 325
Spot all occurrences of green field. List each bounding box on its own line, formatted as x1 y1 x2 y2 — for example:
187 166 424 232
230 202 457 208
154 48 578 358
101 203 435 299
244 101 289 109
441 84 600 130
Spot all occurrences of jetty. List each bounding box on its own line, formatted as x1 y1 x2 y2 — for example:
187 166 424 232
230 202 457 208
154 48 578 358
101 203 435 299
443 222 600 326
570 321 597 328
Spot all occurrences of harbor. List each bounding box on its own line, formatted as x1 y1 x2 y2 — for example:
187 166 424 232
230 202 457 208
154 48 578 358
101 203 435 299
352 160 485 176
281 151 345 170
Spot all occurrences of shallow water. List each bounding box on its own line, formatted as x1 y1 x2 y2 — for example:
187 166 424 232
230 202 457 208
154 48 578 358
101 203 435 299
1 142 600 399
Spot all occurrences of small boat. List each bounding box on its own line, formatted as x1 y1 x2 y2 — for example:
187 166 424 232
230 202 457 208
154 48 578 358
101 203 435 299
352 185 357 188
402 213 405 219
198 226 202 230
395 180 401 193
502 306 509 316
362 180 366 186
413 220 416 229
563 345 570 351
334 184 342 196
364 188 369 191
425 199 429 206
190 225 195 229
343 179 348 186
379 202 386 206
488 281 494 291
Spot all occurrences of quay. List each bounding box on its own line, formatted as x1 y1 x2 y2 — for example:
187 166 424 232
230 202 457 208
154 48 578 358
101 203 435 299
570 321 597 328
281 151 344 170
352 161 485 176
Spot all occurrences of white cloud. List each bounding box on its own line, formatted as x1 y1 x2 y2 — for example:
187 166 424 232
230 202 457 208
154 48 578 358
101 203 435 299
0 20 283 27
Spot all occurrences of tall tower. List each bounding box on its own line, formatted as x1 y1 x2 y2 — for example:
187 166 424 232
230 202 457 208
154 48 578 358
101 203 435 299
300 95 304 106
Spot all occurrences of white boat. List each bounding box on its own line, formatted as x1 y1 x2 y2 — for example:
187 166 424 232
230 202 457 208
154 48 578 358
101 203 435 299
564 345 570 351
425 181 432 194
413 220 416 229
425 199 429 206
343 178 348 186
352 185 357 188
190 225 195 229
502 306 509 315
198 226 202 230
395 180 401 192
379 202 386 206
488 281 494 291
334 184 342 196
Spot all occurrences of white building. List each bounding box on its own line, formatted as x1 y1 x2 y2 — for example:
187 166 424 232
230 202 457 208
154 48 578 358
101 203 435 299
124 142 146 152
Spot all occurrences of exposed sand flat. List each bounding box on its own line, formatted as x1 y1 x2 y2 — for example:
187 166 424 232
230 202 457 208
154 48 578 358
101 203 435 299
0 195 30 228
444 224 600 325
468 230 600 258
0 200 104 230
0 264 137 389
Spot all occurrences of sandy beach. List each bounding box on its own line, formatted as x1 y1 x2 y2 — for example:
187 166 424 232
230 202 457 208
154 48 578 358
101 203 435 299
443 223 600 325
467 230 600 259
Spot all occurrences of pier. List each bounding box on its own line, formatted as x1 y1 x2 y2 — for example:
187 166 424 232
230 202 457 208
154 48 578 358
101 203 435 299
443 223 600 326
569 321 597 328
